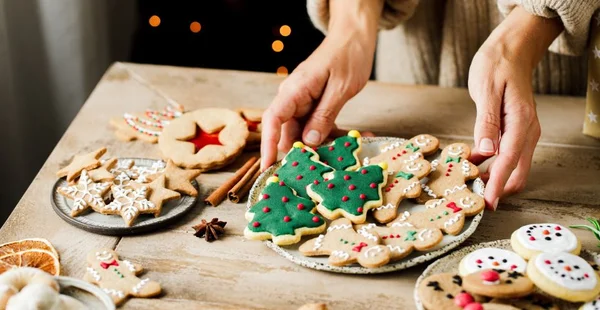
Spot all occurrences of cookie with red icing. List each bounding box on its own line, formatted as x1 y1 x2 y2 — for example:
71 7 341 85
510 223 581 260
237 108 263 151
299 218 391 268
315 130 362 171
158 108 248 171
459 248 527 276
276 142 334 199
463 269 535 299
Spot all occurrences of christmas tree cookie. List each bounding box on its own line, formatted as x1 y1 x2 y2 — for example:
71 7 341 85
315 130 362 171
245 177 326 246
276 142 334 199
306 162 388 224
372 152 431 223
365 134 439 172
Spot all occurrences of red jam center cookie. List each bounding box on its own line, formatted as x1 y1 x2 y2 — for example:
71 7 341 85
245 118 260 132
186 126 222 153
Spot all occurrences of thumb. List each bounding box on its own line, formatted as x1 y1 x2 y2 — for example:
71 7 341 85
301 86 346 146
469 84 502 164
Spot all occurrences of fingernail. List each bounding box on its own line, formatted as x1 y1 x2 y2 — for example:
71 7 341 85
479 138 495 154
492 197 499 211
305 130 321 146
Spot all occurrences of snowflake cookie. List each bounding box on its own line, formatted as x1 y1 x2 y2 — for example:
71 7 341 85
56 170 111 216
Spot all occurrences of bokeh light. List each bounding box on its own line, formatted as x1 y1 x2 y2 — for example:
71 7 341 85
276 66 288 76
149 15 161 27
279 25 291 37
190 21 202 33
272 40 284 52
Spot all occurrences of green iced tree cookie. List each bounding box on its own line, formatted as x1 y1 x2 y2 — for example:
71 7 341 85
316 130 362 171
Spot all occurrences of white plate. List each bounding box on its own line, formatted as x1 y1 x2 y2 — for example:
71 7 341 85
57 276 115 309
247 137 485 274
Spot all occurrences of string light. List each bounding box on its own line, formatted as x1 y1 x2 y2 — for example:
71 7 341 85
279 25 291 37
276 66 288 76
190 21 202 33
149 15 161 27
272 40 284 52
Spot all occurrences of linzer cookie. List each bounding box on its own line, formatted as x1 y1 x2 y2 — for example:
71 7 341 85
315 130 362 171
527 252 600 302
158 108 248 171
417 273 486 310
387 193 485 235
299 218 391 268
306 163 388 224
354 222 442 261
365 134 439 172
237 108 263 151
463 269 535 299
110 106 183 143
510 223 581 260
276 142 334 199
244 177 326 245
459 248 527 276
372 152 431 223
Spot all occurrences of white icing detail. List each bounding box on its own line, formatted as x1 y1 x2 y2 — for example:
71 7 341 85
313 235 325 251
331 250 350 260
399 211 410 221
122 260 136 272
387 245 405 253
483 280 500 285
461 248 527 275
581 296 600 310
59 170 109 211
362 157 370 166
421 184 437 198
113 172 132 187
124 113 162 136
430 160 439 172
131 161 166 183
357 224 378 242
461 160 471 176
418 229 433 241
375 203 395 211
443 184 467 196
459 197 475 209
444 214 462 228
327 224 352 232
515 223 578 253
391 222 413 228
132 278 150 294
403 181 420 194
104 186 155 222
414 135 431 147
103 288 125 298
403 153 422 162
405 162 422 172
425 198 446 209
380 142 402 153
534 252 597 291
364 246 383 258
95 251 113 261
447 146 464 157
86 267 101 281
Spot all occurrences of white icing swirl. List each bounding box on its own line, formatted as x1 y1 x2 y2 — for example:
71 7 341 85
425 198 446 209
443 184 467 196
364 246 383 258
403 182 420 194
327 224 352 231
331 250 350 260
357 224 378 242
444 214 462 228
313 235 325 250
421 184 437 198
461 160 471 176
418 229 433 241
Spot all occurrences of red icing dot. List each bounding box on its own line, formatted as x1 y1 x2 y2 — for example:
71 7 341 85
361 169 367 174
312 216 320 223
385 188 391 192
292 161 298 167
324 178 329 181
454 292 474 307
445 173 450 176
283 216 291 222
394 180 399 184
309 165 316 170
544 260 551 265
296 175 303 180
329 146 334 151
480 270 500 282
301 149 306 153
323 161 329 165
252 222 260 227
447 169 452 173
392 157 396 160
344 175 351 181
337 156 343 161
348 184 356 190
529 236 536 241
449 164 453 168
313 180 320 185
344 142 351 147
464 303 483 310
342 196 349 202
327 183 335 189
279 181 285 186
282 196 289 202
262 207 270 213
389 184 394 188
475 259 483 264
297 203 305 210
262 194 270 199
395 234 401 238
397 153 401 157
555 226 562 230
585 273 590 278
402 150 407 154
357 207 363 213
389 235 395 239
382 236 388 239
359 194 366 199
510 264 517 270
370 183 377 188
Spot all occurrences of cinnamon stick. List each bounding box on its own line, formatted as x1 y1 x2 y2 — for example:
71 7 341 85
204 156 258 206
228 159 261 203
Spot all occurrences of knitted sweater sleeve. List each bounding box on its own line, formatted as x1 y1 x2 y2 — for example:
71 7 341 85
497 0 600 56
306 0 419 34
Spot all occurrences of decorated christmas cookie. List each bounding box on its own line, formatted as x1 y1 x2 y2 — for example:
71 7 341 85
372 152 431 223
417 273 486 310
489 294 559 310
88 158 117 183
299 218 391 268
244 177 326 246
276 142 334 199
527 252 600 302
416 143 481 203
463 269 535 299
57 147 107 183
84 249 161 305
237 107 263 150
158 108 248 171
354 222 442 261
56 170 111 216
130 175 181 217
459 248 527 276
102 185 158 226
366 134 439 172
388 192 485 235
315 130 362 171
110 106 183 143
581 296 600 310
511 223 581 260
307 163 388 224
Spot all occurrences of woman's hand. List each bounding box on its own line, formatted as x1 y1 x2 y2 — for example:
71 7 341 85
468 6 563 210
260 0 384 170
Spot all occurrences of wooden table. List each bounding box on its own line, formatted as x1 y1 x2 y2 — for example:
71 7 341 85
1 62 599 309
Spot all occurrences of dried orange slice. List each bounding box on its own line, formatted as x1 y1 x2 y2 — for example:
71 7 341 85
0 238 59 258
0 249 60 276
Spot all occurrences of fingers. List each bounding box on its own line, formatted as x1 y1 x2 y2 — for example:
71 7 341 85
301 82 348 147
503 122 540 195
469 80 502 160
278 119 301 152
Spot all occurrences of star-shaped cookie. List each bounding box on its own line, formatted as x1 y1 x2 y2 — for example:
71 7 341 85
57 147 107 183
130 175 180 217
56 170 111 216
162 160 201 196
102 185 158 226
88 158 117 183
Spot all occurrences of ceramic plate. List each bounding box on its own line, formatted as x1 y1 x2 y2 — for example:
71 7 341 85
51 158 198 235
57 276 115 310
414 239 600 310
247 137 485 274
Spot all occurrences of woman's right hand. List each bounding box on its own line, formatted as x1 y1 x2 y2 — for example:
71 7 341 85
260 0 383 170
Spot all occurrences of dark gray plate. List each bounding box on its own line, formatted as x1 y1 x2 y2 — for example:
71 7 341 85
51 158 198 235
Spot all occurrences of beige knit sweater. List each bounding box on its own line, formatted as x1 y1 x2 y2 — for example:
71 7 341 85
307 0 600 96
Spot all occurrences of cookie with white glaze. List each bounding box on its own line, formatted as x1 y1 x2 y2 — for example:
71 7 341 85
510 223 581 260
459 248 527 276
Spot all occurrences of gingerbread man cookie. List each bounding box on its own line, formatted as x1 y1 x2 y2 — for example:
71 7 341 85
315 130 362 171
417 273 487 310
276 142 334 199
463 269 535 299
388 192 485 235
417 143 481 204
365 134 439 172
355 222 442 261
510 223 581 260
299 218 391 268
372 152 431 223
84 249 161 305
459 248 527 276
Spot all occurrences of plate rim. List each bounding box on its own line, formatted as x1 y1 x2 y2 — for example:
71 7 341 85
57 275 116 310
51 157 199 236
247 136 486 274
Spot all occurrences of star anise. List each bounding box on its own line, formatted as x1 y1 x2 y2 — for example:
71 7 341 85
192 218 227 242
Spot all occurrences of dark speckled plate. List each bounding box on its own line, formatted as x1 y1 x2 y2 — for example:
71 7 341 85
247 137 486 274
51 158 198 235
414 239 600 310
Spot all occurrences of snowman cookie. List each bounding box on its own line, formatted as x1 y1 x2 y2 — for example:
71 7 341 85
417 273 487 310
581 296 600 310
463 269 535 299
527 252 600 302
511 223 581 260
459 248 527 276
84 249 161 305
